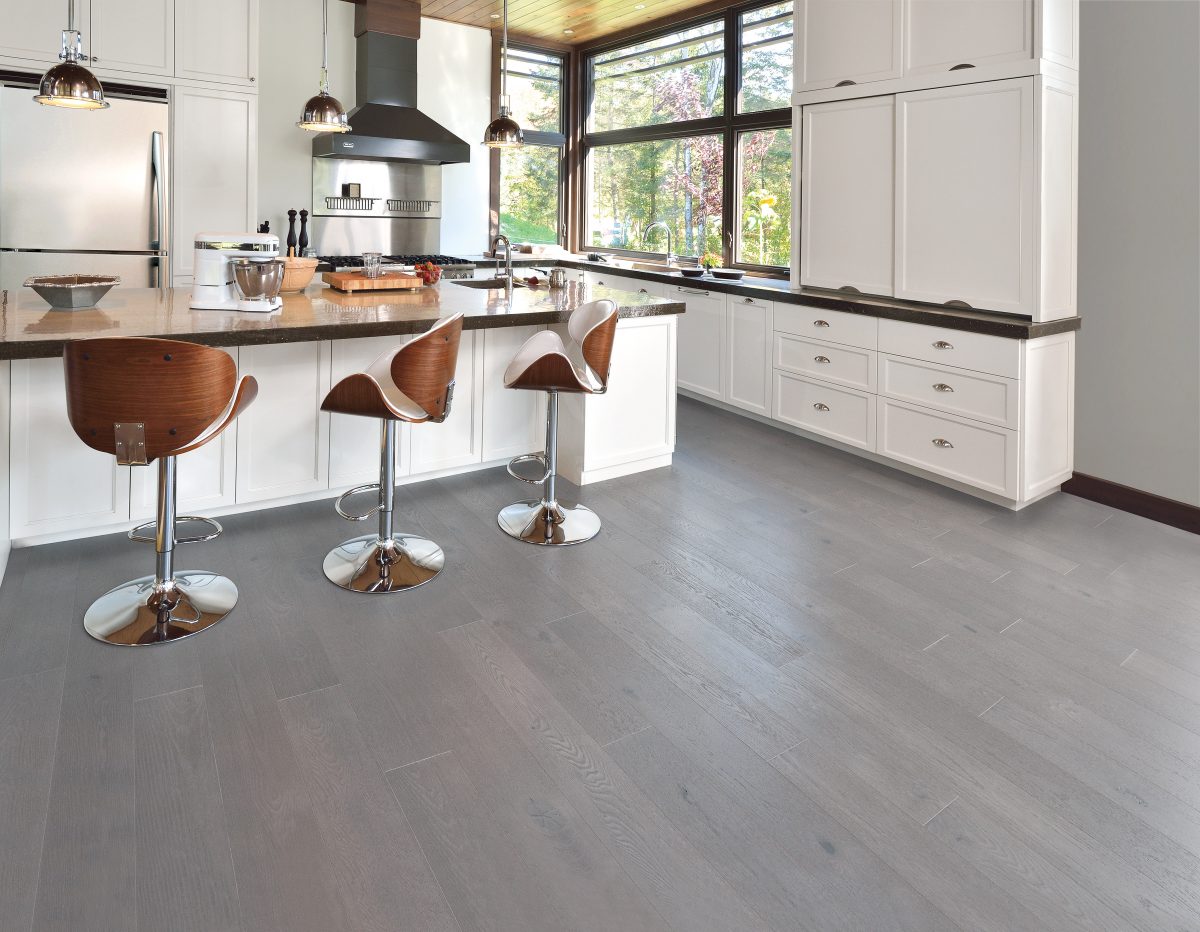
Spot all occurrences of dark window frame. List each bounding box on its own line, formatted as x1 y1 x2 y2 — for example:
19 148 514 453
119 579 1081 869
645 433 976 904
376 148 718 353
578 0 793 273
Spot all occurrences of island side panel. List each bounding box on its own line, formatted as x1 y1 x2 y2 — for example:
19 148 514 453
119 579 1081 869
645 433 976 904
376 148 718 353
1 360 9 584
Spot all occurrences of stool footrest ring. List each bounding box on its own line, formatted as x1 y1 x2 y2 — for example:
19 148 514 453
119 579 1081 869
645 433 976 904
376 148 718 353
335 483 383 521
128 515 224 545
507 453 551 485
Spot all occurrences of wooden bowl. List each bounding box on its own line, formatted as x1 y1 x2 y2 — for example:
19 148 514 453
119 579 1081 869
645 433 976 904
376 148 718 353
280 257 319 293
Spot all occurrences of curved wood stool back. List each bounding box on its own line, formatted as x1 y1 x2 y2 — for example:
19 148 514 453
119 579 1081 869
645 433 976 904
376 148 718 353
62 337 258 647
498 300 620 546
318 314 466 594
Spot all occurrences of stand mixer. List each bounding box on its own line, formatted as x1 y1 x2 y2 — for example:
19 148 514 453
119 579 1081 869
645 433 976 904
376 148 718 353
190 232 284 312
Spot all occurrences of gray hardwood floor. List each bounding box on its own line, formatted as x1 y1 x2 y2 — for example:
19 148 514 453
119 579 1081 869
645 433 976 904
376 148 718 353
3 395 1200 931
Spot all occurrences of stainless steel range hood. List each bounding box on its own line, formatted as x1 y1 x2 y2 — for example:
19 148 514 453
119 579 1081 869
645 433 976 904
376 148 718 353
312 32 470 165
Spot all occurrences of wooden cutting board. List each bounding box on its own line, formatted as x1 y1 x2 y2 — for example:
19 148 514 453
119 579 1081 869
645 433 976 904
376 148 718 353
323 270 423 292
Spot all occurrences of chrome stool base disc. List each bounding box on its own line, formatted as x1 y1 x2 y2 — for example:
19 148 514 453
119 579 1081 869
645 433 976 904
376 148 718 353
83 571 238 646
498 500 601 546
323 533 445 593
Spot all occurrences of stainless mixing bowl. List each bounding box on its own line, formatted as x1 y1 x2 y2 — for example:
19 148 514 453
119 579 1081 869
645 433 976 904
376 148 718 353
231 258 285 302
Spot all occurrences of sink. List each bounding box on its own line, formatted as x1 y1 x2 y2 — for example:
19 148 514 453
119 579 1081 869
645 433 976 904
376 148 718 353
451 278 527 290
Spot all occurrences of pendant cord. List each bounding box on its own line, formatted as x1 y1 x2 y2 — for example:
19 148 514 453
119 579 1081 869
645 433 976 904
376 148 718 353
67 0 74 32
500 0 509 105
320 0 330 92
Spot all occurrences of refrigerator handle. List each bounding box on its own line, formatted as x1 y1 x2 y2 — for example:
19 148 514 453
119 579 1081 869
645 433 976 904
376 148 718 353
150 130 164 252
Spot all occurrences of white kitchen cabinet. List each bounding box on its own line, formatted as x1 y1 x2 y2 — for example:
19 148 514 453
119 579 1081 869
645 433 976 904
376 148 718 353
725 294 773 416
672 284 724 400
904 0 1033 76
91 0 173 76
0 1 89 64
895 78 1035 316
130 347 238 519
801 96 895 296
328 336 411 490
774 371 875 450
236 341 331 503
171 86 257 283
409 332 485 475
795 0 901 91
481 326 545 463
175 0 259 86
9 357 131 540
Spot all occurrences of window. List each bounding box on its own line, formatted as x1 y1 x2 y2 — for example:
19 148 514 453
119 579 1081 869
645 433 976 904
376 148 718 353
495 47 566 245
583 1 793 270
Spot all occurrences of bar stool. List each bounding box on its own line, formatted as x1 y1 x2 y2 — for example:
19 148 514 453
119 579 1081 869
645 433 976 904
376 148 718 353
499 299 618 546
320 313 464 593
63 337 258 646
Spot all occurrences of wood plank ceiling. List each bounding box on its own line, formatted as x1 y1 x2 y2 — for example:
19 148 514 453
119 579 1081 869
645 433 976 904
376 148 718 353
420 0 709 47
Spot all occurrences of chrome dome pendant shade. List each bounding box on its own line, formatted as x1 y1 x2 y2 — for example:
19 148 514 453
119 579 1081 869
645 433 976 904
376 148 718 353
483 0 524 148
297 0 351 133
34 2 109 110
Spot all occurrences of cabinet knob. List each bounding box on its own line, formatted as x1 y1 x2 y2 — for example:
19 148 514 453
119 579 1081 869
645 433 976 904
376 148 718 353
949 63 976 71
835 79 857 87
813 403 830 412
814 355 831 364
837 284 861 294
249 76 256 82
943 299 973 309
743 297 754 303
90 56 99 62
639 288 649 293
932 438 954 448
932 340 954 350
933 383 954 392
813 319 830 328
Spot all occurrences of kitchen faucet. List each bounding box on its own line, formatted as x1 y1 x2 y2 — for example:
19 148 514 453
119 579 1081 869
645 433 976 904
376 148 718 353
491 234 513 283
643 221 675 267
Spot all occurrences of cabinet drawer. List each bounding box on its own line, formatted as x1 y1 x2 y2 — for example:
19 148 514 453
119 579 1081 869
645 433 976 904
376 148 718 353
879 355 1018 428
878 318 1019 378
774 304 878 349
878 399 1018 498
775 334 876 391
774 372 875 450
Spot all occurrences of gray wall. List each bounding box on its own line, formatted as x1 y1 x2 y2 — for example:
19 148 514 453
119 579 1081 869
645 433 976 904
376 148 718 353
1075 0 1200 505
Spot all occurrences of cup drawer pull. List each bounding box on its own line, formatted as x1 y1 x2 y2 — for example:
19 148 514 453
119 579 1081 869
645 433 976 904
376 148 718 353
813 319 830 328
814 355 831 364
932 438 954 449
813 403 831 412
932 340 954 350
933 383 954 392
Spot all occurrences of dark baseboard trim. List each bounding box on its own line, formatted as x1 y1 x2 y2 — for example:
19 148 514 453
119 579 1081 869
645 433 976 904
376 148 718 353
1061 472 1200 536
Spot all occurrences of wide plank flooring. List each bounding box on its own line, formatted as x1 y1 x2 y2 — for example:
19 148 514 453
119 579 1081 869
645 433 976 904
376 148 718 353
3 396 1200 931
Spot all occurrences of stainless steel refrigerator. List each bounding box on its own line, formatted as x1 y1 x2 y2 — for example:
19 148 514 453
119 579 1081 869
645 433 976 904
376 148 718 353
0 83 168 295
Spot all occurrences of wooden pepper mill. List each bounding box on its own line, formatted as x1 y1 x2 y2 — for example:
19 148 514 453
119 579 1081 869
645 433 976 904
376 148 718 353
286 209 298 257
298 209 310 257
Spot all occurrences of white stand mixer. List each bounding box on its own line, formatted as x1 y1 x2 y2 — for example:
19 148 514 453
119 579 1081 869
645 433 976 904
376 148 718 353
190 232 284 312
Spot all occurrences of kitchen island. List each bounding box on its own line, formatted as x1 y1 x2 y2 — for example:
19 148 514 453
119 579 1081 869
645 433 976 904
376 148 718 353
0 280 683 580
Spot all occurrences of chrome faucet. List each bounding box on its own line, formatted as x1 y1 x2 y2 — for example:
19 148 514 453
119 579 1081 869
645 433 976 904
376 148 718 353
644 221 675 267
491 234 513 283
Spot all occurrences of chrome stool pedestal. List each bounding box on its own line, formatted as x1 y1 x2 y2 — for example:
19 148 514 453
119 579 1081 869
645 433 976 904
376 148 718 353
323 420 445 593
498 392 601 546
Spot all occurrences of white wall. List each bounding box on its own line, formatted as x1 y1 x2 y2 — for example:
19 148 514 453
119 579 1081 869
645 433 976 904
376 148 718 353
256 5 491 256
1074 0 1200 505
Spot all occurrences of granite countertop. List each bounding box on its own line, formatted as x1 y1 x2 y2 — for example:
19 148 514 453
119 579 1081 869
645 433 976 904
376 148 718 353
468 253 1082 340
0 279 682 360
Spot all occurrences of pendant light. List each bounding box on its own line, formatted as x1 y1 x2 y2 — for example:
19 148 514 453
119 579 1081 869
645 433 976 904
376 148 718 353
298 0 351 133
483 0 524 148
34 0 109 110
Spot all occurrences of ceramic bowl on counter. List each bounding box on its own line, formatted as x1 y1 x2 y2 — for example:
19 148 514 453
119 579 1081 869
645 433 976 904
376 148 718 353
280 256 320 293
710 268 746 281
24 274 120 309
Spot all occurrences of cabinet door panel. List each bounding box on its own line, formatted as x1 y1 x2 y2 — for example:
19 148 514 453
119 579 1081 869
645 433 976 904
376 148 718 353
9 357 130 539
0 1 83 64
91 0 172 75
905 0 1032 75
896 79 1035 315
328 336 410 489
236 341 331 502
673 287 724 400
482 327 544 463
171 88 256 280
801 96 894 296
725 296 772 415
409 333 484 474
175 0 258 85
796 0 900 91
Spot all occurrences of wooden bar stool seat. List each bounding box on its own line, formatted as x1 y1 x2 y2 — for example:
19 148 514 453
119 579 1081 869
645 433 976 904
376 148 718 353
63 337 257 645
498 299 618 545
320 313 464 593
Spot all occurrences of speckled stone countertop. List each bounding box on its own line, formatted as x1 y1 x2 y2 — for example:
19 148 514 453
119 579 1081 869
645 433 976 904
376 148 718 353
467 254 1082 340
0 279 682 360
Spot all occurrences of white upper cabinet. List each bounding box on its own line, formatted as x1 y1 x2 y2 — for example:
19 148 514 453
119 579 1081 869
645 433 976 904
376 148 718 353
0 1 91 64
91 0 174 76
175 0 259 86
895 78 1035 315
801 96 895 296
904 0 1033 76
795 0 901 91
